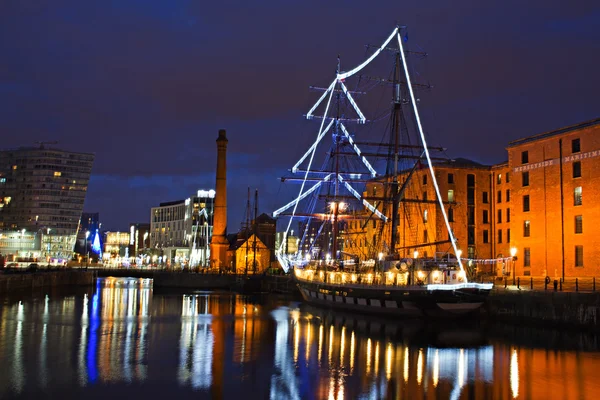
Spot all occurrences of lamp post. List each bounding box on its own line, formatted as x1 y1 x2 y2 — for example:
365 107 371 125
85 231 90 268
510 247 517 285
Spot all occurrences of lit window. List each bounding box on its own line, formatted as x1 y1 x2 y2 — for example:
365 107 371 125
574 187 582 206
54 171 62 177
524 220 531 237
12 165 17 170
423 209 428 223
447 190 454 203
497 174 501 185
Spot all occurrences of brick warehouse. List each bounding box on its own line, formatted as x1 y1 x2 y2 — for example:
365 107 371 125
507 117 600 279
341 117 600 279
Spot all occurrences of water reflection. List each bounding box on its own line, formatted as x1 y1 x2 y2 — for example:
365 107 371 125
0 278 600 399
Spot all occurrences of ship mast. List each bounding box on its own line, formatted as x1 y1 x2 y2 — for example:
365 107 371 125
331 56 341 262
389 52 402 255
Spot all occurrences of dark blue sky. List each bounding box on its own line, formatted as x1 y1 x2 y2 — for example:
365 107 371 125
1 1 599 231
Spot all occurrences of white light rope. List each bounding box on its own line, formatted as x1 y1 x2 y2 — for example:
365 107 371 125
340 82 366 123
272 175 332 217
338 175 387 221
339 123 377 177
306 79 336 119
292 119 334 173
337 27 399 81
277 85 336 271
397 32 467 281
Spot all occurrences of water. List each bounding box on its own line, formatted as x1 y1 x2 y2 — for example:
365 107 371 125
1 277 599 399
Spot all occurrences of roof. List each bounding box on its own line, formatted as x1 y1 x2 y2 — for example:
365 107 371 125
256 213 276 224
433 157 490 169
158 199 185 207
507 117 600 148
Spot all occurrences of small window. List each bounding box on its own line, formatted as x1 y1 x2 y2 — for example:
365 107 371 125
448 207 454 222
506 189 510 202
423 209 428 223
575 245 583 267
523 195 530 212
497 209 502 223
524 247 531 267
575 215 583 234
423 229 428 242
522 171 529 187
507 208 511 223
448 173 454 184
506 172 510 183
521 151 529 164
372 220 376 229
423 175 427 185
448 190 454 203
497 174 501 185
507 228 511 243
483 230 489 244
467 174 475 187
482 192 489 204
498 229 503 244
574 187 582 206
497 191 502 203
483 210 489 224
572 138 580 153
524 220 531 237
53 171 62 177
423 191 428 201
573 161 581 178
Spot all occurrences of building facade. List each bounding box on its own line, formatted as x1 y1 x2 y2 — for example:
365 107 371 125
0 146 94 260
507 118 600 278
150 189 215 267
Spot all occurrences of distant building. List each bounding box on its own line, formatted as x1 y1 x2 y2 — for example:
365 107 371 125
0 145 94 260
254 213 276 261
128 222 150 257
77 212 100 254
226 233 270 274
104 231 130 256
150 189 215 266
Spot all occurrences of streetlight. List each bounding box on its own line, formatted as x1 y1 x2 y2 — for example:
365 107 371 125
85 231 90 268
510 247 517 285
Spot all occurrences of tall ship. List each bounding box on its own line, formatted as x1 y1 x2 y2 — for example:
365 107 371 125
273 26 493 317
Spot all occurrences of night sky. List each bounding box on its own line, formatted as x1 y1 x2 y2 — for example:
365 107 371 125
1 1 599 231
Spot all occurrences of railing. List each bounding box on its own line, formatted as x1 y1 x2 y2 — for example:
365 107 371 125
492 276 600 293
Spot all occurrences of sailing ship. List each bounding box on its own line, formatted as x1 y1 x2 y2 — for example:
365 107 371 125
273 26 493 317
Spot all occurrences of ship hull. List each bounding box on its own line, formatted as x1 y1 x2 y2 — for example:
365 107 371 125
295 278 490 318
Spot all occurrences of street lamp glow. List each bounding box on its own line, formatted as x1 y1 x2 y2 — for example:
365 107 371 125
510 247 517 258
378 252 384 261
413 250 419 259
456 249 462 259
85 231 90 239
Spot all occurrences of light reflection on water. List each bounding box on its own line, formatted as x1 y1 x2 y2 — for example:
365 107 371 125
0 277 599 399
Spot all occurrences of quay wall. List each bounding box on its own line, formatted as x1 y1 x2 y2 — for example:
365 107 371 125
485 291 600 331
0 271 97 294
96 269 236 289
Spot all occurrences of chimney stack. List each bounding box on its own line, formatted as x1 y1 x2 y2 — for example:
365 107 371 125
210 129 229 270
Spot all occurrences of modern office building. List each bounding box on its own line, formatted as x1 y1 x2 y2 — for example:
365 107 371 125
0 145 94 260
150 189 215 266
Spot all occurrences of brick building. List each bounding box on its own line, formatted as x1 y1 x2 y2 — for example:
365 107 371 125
507 117 600 279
